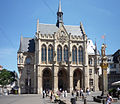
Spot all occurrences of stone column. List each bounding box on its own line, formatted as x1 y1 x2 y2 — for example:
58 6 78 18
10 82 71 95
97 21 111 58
53 67 58 92
37 66 42 94
83 34 89 91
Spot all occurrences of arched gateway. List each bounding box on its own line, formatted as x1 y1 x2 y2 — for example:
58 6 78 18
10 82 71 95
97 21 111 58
42 68 52 90
58 69 68 91
73 69 83 90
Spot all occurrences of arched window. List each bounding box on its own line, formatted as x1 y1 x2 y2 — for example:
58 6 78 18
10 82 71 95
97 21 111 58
48 45 53 63
89 58 92 65
57 45 62 62
19 55 21 63
78 46 83 64
72 46 77 64
41 44 47 63
64 45 68 62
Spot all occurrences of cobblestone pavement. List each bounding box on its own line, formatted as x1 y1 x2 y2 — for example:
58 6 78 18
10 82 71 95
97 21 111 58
0 91 120 104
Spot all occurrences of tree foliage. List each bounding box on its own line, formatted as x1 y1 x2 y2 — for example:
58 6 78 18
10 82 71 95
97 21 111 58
0 69 16 87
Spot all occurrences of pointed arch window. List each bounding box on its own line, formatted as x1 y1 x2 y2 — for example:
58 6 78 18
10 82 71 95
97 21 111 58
78 46 83 64
48 45 53 63
41 44 47 63
57 45 62 62
72 46 77 64
64 45 68 62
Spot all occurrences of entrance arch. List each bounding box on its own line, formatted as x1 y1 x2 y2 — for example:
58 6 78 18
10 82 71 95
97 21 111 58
58 69 68 91
73 69 83 90
42 68 52 90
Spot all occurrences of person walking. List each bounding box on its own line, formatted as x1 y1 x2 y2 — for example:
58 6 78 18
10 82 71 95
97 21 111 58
43 90 45 98
106 94 113 104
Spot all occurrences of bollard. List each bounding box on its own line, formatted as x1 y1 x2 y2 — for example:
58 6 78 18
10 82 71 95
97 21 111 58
84 97 87 104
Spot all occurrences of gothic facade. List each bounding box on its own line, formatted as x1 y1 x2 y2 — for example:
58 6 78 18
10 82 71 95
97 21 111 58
17 1 100 94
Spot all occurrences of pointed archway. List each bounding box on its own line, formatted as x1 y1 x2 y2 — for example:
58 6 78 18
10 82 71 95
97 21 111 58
73 69 83 90
58 69 68 91
42 68 52 90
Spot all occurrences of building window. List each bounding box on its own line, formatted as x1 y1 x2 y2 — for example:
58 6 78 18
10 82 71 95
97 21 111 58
19 55 21 63
72 46 77 64
64 45 68 62
41 44 47 63
89 58 92 65
89 79 93 86
78 46 83 64
48 45 53 63
89 69 92 75
26 57 31 64
57 45 62 62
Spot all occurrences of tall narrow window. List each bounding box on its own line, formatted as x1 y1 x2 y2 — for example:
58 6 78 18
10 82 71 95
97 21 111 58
72 46 77 64
57 45 62 62
78 46 83 64
48 45 53 63
41 44 47 63
64 45 68 62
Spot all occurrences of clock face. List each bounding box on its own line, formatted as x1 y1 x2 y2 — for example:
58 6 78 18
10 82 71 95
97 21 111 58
26 57 31 64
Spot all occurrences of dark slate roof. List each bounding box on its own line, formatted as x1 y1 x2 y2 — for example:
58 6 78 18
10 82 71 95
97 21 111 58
38 24 83 36
18 37 35 53
113 49 120 63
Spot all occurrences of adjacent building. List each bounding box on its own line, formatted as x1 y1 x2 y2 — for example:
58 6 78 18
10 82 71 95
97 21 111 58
17 1 100 94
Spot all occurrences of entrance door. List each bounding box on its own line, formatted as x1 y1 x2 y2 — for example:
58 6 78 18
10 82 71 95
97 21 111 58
73 69 82 90
58 69 67 91
43 69 52 90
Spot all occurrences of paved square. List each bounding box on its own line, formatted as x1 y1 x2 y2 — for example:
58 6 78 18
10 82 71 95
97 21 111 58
0 91 120 104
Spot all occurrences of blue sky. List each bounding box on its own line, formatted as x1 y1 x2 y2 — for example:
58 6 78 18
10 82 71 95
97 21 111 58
0 0 120 73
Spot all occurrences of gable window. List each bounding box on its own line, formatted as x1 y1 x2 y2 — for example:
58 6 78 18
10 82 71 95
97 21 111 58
48 45 53 63
41 44 47 63
78 46 83 64
89 58 92 65
64 45 68 62
57 45 62 62
72 46 77 64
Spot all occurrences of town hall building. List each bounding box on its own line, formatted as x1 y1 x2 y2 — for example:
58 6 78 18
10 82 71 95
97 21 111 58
17 0 100 94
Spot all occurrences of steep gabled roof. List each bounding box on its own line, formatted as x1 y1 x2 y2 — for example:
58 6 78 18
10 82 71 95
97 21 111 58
38 24 83 36
18 37 35 53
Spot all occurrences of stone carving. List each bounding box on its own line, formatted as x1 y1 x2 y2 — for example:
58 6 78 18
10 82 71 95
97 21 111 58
57 31 68 44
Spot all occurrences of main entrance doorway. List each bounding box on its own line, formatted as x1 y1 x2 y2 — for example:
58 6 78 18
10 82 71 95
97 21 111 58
73 69 82 90
58 69 67 91
42 68 52 90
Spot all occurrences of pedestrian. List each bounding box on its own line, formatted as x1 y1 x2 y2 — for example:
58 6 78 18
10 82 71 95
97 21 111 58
106 94 113 104
43 90 45 98
72 90 74 97
80 88 83 98
86 87 90 96
50 91 53 102
64 90 67 98
62 90 64 98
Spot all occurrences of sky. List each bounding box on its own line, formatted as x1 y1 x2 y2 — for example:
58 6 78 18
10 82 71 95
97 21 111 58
0 0 120 74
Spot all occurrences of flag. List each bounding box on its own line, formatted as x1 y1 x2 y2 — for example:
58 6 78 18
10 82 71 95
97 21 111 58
101 35 105 39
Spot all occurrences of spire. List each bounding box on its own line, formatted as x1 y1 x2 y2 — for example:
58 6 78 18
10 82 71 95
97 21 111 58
56 0 63 27
80 22 85 35
58 0 62 12
37 19 39 33
19 35 23 52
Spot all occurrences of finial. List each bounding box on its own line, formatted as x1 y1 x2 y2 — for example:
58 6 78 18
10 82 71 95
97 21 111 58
80 22 85 35
58 0 62 12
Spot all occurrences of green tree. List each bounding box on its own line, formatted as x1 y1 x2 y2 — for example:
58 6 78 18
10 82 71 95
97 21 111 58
0 69 16 88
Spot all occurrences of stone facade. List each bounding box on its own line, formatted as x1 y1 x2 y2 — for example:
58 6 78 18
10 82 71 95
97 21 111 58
17 1 100 94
